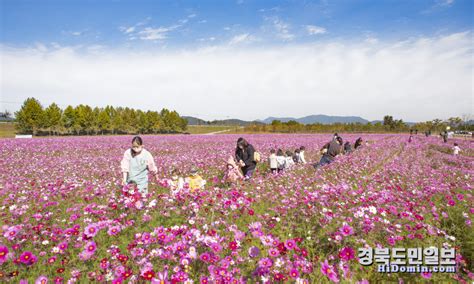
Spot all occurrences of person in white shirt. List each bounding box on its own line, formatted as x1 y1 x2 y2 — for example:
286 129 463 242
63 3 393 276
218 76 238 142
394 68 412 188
299 146 307 164
276 149 286 173
453 143 461 155
285 150 295 169
268 149 278 174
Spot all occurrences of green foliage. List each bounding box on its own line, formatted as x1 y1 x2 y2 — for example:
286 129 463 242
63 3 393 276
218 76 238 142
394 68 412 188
13 98 188 136
14 97 45 135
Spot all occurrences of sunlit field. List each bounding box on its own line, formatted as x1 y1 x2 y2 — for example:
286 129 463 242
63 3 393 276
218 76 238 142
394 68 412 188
0 134 472 283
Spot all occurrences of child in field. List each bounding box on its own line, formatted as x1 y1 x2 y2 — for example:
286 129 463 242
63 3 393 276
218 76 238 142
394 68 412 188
169 169 185 196
185 167 206 192
120 136 158 197
268 149 278 174
453 143 461 156
223 156 244 183
293 149 300 163
285 150 295 169
299 146 307 164
276 149 286 173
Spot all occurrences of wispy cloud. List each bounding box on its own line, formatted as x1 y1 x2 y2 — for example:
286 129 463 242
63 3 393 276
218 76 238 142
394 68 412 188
306 25 327 35
228 33 256 45
138 25 180 41
265 17 294 41
3 32 471 121
422 0 455 14
120 17 188 41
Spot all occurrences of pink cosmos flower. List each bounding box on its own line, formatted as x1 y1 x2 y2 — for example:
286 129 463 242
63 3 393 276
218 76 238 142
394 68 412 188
85 241 97 254
321 260 339 283
19 251 37 265
35 275 48 284
0 245 8 264
108 226 121 236
284 239 297 250
339 247 355 261
340 225 354 236
84 224 99 238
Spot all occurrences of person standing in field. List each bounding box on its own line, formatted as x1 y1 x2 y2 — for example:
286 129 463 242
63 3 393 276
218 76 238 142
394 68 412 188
453 143 461 156
235 138 257 180
268 149 278 174
120 136 158 196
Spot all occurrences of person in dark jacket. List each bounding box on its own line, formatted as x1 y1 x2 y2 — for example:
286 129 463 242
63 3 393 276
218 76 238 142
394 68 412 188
344 141 352 154
235 137 257 180
314 137 343 168
354 137 363 149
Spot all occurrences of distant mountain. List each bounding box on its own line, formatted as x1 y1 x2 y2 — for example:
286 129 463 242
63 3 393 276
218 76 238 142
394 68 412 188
261 115 369 125
209 119 265 126
184 116 264 126
185 114 425 126
258 117 297 124
182 116 208 125
0 117 14 122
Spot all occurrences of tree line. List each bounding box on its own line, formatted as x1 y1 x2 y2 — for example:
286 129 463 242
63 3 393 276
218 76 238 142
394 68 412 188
241 115 473 133
13 98 188 135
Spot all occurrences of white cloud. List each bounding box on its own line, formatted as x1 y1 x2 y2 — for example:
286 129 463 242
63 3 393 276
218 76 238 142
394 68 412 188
268 17 294 41
422 0 455 13
306 25 327 35
119 26 135 34
1 32 472 121
438 0 455 7
228 33 256 45
198 37 216 42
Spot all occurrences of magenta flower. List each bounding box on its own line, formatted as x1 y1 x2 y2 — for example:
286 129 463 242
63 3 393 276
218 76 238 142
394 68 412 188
199 252 211 262
35 275 48 284
84 224 99 238
339 247 355 261
421 272 432 279
284 239 297 250
340 225 354 236
19 251 37 265
0 245 8 264
4 226 20 241
108 226 121 236
321 260 340 283
268 248 280 257
258 257 273 268
210 242 222 253
85 241 97 254
289 268 300 279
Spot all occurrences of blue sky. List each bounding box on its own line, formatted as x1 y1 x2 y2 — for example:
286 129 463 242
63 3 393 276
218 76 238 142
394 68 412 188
2 0 472 49
1 0 473 121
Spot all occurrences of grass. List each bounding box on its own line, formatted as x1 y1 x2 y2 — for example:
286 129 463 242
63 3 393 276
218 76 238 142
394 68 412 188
0 122 16 138
185 125 240 134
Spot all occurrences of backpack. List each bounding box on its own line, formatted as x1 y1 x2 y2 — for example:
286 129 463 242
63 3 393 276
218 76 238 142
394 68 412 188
253 151 261 163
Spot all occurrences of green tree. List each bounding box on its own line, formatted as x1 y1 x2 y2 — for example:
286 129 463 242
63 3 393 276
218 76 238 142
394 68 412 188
15 97 45 135
62 105 78 134
44 103 62 135
97 108 111 134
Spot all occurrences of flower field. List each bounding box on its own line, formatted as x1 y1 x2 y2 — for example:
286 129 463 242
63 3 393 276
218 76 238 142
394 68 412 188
0 134 473 283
